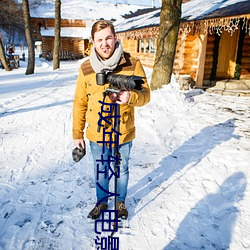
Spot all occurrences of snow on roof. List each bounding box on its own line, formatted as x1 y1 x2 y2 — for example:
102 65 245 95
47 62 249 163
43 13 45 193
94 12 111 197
40 27 91 39
182 0 250 21
114 0 250 32
114 8 160 32
30 0 151 20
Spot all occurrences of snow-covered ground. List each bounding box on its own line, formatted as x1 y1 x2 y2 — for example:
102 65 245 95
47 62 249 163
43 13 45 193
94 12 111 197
0 50 250 250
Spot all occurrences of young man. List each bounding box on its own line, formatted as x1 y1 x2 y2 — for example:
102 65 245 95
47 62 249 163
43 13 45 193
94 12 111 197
72 20 150 220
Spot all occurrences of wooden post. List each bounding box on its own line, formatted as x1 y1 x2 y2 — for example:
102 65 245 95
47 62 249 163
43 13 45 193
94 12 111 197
195 32 207 88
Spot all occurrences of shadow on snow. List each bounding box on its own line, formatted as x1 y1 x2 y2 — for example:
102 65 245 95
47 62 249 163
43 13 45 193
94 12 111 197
129 118 239 213
0 100 73 117
127 118 243 248
164 172 246 249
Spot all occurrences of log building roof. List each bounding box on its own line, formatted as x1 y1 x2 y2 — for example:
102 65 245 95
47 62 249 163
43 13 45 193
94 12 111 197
115 0 250 32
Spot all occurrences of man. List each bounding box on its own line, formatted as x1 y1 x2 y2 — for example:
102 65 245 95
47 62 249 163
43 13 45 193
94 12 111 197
72 20 150 220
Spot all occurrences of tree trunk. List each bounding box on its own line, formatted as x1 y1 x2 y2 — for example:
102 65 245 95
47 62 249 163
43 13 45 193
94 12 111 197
22 0 35 75
151 0 182 90
0 37 11 71
53 0 61 70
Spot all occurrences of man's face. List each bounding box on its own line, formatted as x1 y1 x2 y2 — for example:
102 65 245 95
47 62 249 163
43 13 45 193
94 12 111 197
93 27 117 60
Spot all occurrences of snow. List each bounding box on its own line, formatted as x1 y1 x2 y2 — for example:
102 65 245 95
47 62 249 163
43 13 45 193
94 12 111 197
30 0 152 20
114 0 249 32
40 27 92 39
181 0 249 21
93 0 161 7
114 9 160 33
0 48 250 250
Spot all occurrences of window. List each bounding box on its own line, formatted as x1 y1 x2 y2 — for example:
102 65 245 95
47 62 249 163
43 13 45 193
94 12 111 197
137 38 156 54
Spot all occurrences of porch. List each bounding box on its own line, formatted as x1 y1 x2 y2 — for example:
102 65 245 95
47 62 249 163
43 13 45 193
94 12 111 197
205 79 250 97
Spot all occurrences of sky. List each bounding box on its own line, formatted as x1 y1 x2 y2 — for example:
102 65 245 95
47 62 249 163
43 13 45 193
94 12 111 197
0 48 249 250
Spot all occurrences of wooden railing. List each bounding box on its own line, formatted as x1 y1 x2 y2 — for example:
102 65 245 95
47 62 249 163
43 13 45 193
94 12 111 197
46 51 83 61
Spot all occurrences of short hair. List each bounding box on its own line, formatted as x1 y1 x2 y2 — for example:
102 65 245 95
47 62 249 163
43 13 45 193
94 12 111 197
91 20 116 40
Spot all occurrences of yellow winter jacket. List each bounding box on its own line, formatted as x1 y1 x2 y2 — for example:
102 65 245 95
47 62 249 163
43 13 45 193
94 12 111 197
72 52 150 145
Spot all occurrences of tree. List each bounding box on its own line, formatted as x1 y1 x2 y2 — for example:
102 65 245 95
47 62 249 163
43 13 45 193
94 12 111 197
150 0 182 90
0 0 24 43
0 37 11 71
53 0 61 70
22 0 35 75
0 0 23 71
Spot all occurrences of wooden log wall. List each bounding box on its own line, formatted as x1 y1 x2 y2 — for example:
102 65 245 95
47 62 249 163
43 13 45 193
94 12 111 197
32 18 86 29
173 34 199 80
173 34 185 75
41 37 53 58
120 39 137 54
120 38 156 68
72 38 87 56
134 53 155 68
61 38 74 52
183 35 198 79
120 31 200 78
41 37 86 58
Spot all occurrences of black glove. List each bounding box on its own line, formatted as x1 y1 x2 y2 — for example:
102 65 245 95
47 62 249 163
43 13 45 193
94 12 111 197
72 146 86 162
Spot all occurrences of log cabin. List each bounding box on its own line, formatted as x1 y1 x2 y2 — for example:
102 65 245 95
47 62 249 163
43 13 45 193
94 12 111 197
30 1 152 61
31 18 92 60
115 0 250 94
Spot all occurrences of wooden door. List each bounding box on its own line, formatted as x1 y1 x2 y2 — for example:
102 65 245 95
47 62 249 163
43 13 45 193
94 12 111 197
216 30 239 78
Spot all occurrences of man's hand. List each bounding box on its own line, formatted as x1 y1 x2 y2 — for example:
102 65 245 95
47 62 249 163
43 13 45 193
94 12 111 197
74 139 85 149
116 90 130 105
